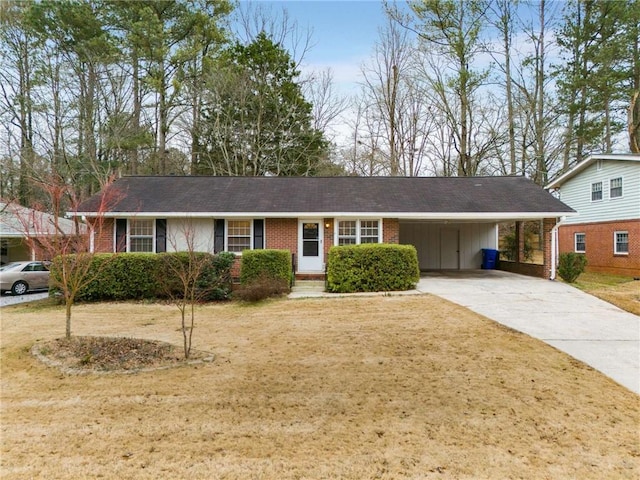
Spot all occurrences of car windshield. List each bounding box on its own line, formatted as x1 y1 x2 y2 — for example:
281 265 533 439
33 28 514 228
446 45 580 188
0 262 24 272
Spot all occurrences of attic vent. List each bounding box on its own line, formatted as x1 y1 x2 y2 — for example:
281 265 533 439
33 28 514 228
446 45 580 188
474 183 482 187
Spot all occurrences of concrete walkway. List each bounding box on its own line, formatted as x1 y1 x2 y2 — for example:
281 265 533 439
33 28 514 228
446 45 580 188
416 270 639 395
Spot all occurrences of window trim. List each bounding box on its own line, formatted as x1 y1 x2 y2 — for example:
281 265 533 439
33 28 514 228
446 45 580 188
128 218 155 253
609 176 623 199
591 181 603 202
334 218 382 246
614 231 629 255
574 233 586 253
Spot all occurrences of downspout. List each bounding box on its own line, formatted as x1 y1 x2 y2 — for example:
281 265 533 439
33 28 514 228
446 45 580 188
550 216 565 280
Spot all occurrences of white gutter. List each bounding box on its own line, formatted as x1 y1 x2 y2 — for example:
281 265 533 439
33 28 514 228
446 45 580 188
71 211 578 221
549 216 565 280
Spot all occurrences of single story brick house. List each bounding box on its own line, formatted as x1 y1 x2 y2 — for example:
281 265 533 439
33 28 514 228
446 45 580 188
75 176 575 279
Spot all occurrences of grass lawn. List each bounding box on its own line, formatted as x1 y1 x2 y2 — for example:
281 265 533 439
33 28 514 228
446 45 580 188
571 272 640 316
1 295 639 479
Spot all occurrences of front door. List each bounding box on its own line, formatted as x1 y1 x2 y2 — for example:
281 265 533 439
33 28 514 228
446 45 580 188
298 220 324 273
440 228 460 269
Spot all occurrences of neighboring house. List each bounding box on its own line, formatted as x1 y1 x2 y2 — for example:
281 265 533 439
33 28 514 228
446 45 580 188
546 153 640 276
0 201 81 264
75 176 574 279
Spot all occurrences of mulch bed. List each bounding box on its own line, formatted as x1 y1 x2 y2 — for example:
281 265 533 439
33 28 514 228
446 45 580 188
31 336 211 374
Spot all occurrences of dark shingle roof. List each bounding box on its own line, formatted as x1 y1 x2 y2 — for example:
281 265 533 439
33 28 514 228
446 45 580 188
77 176 574 218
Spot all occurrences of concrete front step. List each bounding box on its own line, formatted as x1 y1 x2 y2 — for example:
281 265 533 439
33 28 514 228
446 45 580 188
289 280 326 298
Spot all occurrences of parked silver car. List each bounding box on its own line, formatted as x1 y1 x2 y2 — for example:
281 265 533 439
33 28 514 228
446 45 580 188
0 261 50 295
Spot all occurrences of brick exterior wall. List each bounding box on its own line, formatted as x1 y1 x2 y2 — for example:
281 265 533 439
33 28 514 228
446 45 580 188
92 217 115 253
558 219 640 276
383 218 400 244
265 218 298 252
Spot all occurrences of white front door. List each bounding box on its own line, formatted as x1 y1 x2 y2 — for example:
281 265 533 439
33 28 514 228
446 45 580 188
298 220 324 273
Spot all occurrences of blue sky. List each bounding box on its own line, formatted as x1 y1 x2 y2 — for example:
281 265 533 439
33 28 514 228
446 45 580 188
243 1 393 94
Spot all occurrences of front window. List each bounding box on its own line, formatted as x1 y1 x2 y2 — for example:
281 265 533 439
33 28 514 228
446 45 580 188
337 219 381 245
574 233 586 253
338 221 357 245
610 177 622 198
591 182 602 201
227 220 251 253
614 231 629 255
130 219 154 252
360 220 380 244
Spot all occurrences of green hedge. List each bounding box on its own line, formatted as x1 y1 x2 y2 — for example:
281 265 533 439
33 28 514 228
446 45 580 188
326 244 419 293
240 249 292 286
50 252 235 302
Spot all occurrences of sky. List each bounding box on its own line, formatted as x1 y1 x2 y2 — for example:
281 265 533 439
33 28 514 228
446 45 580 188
239 1 393 94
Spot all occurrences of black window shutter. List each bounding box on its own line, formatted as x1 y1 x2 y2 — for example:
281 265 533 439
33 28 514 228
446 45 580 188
253 219 264 249
214 219 225 253
156 219 167 253
115 219 127 252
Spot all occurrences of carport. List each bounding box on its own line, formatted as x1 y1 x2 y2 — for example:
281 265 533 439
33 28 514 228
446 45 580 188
399 215 568 279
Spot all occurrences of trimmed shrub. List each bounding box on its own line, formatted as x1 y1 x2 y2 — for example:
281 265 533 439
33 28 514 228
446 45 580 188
240 249 292 287
206 252 236 300
51 252 235 302
50 253 160 302
156 251 235 301
557 252 587 283
326 244 419 293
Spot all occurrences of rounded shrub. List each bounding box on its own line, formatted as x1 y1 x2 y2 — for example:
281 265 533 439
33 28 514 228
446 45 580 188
326 244 419 293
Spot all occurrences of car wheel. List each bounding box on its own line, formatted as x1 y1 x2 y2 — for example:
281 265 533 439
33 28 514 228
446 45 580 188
11 281 28 296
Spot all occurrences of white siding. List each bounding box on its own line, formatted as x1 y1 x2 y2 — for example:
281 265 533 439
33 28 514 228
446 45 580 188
399 222 498 270
559 161 640 225
166 218 214 252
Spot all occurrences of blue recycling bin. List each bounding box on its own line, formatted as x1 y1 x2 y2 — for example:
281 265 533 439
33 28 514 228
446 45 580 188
481 248 499 269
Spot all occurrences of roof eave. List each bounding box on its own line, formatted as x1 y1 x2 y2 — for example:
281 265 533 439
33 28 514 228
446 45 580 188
546 153 640 189
72 211 575 220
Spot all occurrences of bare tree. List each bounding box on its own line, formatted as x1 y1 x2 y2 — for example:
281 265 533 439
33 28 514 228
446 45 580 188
11 175 121 339
161 220 221 359
407 0 490 176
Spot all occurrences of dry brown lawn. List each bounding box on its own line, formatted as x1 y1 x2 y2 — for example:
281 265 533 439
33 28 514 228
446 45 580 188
572 273 640 316
1 295 639 479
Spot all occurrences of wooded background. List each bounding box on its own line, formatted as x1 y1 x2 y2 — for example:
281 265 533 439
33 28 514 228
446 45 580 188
1 0 638 209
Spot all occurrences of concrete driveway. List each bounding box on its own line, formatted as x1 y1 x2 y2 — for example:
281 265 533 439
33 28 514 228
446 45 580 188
417 270 640 395
0 291 49 308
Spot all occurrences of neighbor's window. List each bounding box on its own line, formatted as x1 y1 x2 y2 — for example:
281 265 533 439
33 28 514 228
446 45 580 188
610 177 623 198
337 219 380 245
129 219 154 252
591 181 603 201
574 233 586 253
227 220 251 253
614 231 629 255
